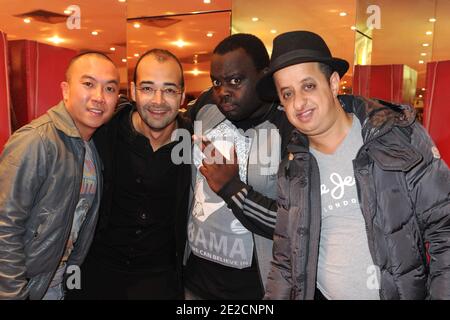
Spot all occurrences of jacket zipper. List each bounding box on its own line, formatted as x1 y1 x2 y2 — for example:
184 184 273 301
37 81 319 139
41 141 85 298
354 129 392 300
305 154 321 299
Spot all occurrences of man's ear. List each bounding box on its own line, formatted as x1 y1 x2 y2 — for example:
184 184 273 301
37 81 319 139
259 66 270 78
180 91 186 106
330 71 341 96
130 82 136 102
61 82 69 102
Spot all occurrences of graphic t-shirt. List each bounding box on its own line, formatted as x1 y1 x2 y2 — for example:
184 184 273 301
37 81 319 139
188 120 254 269
47 141 97 290
310 116 380 300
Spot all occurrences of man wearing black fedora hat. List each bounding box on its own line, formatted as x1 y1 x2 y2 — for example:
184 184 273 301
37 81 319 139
257 30 450 300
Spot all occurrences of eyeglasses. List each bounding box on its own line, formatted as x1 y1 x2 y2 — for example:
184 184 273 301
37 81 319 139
135 86 183 99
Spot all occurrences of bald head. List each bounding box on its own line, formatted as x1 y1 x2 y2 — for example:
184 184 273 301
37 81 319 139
66 51 116 83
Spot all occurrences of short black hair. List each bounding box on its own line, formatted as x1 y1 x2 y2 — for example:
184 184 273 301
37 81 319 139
213 33 270 71
66 51 115 81
133 48 184 89
318 63 334 83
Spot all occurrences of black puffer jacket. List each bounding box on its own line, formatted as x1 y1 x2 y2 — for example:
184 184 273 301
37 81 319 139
265 95 450 300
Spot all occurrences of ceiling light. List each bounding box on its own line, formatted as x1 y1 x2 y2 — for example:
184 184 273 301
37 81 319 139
421 53 427 56
48 36 63 44
64 9 72 14
342 86 346 89
429 18 436 22
252 17 259 22
134 53 139 57
172 39 188 48
133 22 141 29
422 88 426 91
23 18 31 24
204 0 211 3
118 0 126 2
192 68 200 76
419 95 423 98
426 31 433 35
419 60 424 64
110 47 116 51
91 31 99 36
350 25 356 30
343 81 347 84
339 12 348 17
122 58 127 63
422 43 429 47
270 29 277 34
206 32 213 37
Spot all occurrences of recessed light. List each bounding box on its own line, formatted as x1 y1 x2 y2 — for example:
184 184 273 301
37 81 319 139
48 36 63 44
252 17 259 22
64 9 72 15
122 58 127 63
429 18 436 22
342 86 346 89
343 81 347 84
110 47 116 51
23 18 31 24
421 53 427 56
422 88 426 91
270 29 277 34
204 0 211 3
134 53 139 57
133 22 141 29
172 39 188 48
419 94 423 98
339 12 347 17
206 32 213 37
192 68 200 76
118 0 126 3
422 43 429 47
426 31 433 35
91 31 99 36
419 60 425 64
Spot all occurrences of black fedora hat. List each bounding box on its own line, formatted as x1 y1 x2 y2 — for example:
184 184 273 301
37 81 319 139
256 30 349 101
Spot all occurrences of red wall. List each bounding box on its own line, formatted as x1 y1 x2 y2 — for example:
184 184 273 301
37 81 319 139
424 61 450 166
354 64 405 104
0 31 11 152
8 40 77 129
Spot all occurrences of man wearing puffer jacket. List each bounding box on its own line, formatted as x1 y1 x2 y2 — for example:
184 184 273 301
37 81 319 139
256 30 450 300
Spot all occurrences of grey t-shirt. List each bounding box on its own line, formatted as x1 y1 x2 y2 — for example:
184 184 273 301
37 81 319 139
310 116 380 300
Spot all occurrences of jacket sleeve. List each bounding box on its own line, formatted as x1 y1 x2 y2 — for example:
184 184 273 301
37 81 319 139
263 168 293 299
0 128 48 299
407 123 450 299
217 177 277 239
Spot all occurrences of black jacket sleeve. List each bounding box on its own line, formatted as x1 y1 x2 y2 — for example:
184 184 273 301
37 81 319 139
217 177 277 239
408 123 450 299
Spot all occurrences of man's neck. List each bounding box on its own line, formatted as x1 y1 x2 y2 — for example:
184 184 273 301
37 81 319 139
132 111 177 151
309 106 353 155
232 102 271 130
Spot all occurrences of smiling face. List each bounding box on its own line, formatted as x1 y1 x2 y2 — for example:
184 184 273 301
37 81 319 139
210 48 264 122
131 54 184 131
61 54 119 141
273 62 342 138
